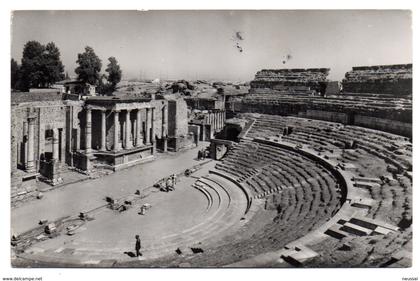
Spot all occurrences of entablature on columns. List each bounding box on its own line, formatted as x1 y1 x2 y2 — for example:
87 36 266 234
85 102 154 112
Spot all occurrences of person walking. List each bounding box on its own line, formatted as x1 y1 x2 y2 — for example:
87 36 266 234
135 234 142 257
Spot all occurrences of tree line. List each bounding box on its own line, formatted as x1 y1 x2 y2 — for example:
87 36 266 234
11 41 122 95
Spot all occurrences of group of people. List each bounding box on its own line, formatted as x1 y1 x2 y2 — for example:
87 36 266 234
163 174 177 192
197 148 209 160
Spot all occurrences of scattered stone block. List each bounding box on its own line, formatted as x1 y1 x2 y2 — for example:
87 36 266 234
325 225 348 239
340 222 372 236
44 223 57 234
191 247 204 254
350 198 374 209
373 226 393 235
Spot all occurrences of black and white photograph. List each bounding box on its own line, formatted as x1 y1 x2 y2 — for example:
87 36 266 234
2 4 418 280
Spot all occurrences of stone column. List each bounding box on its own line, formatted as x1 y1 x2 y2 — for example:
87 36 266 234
113 110 121 151
151 108 156 153
85 108 92 153
101 110 107 151
23 121 28 165
145 108 151 145
60 129 65 164
162 106 167 136
51 128 61 184
52 128 59 161
76 127 81 151
136 109 143 147
213 112 217 130
125 109 132 149
122 116 126 147
222 111 225 126
26 117 36 172
162 106 168 152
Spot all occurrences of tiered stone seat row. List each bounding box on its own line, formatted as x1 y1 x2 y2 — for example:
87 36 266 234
235 113 412 267
243 114 411 172
241 94 412 111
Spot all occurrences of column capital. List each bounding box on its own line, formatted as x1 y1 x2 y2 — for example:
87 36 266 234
28 116 36 124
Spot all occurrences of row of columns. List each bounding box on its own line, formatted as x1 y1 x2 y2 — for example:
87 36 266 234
85 107 154 153
205 110 225 132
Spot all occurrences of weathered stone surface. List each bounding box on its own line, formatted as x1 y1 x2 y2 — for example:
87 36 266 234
250 68 330 93
342 64 412 95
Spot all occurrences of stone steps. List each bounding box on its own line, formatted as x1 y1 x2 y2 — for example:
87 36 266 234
25 173 249 263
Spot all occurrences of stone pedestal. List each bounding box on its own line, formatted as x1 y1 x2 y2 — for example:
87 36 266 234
163 137 168 152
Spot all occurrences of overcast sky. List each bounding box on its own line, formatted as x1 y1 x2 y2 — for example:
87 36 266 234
11 10 412 81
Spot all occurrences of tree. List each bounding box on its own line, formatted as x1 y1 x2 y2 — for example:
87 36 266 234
97 74 113 96
19 40 65 90
11 59 21 90
20 41 45 90
43 42 65 86
105 56 122 92
75 46 102 86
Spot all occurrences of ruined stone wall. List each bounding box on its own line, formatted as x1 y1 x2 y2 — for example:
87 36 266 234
11 106 27 171
342 64 412 95
232 100 305 116
354 115 412 138
298 110 349 124
37 104 68 164
250 68 330 92
229 98 412 137
69 103 84 152
185 98 224 110
11 91 65 104
151 99 166 140
168 99 188 138
11 101 70 171
11 99 74 197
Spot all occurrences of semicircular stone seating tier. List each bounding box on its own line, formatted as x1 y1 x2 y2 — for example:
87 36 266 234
19 172 250 265
215 113 412 267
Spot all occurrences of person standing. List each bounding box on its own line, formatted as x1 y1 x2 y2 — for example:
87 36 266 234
135 234 142 257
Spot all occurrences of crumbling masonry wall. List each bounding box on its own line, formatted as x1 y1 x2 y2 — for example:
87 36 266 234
250 68 330 93
342 64 412 95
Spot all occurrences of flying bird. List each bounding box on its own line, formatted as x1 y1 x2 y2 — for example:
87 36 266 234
236 43 243 53
235 31 244 41
282 54 293 64
232 31 245 53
